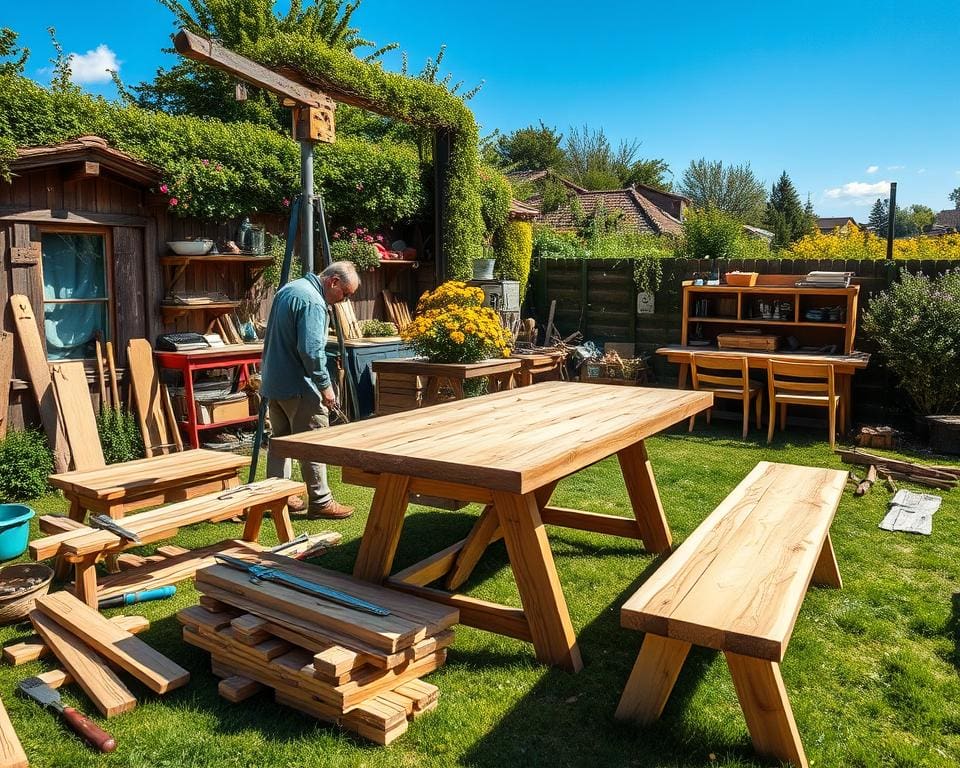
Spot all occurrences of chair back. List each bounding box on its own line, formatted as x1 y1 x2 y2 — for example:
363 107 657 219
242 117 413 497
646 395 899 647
768 359 835 398
690 354 749 391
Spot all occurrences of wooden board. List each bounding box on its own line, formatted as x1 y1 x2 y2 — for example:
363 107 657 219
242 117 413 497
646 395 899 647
4 614 149 666
333 300 363 340
127 338 172 457
51 362 106 471
270 382 712 495
716 334 780 352
0 332 13 441
620 462 847 661
34 591 189 694
30 610 136 717
381 290 412 331
9 294 71 472
0 696 27 768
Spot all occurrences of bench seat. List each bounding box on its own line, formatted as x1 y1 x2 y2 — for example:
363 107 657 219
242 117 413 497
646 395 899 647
616 461 847 768
31 477 304 608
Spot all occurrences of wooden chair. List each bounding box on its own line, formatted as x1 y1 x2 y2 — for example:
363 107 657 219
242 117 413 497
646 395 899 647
688 354 762 439
767 359 843 449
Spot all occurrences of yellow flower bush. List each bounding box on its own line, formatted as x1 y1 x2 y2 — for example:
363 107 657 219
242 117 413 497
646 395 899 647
402 281 512 363
787 224 960 260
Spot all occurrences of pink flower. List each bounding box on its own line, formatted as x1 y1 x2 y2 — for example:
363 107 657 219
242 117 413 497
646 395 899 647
376 234 385 243
364 235 374 243
332 232 340 239
282 198 290 207
201 159 209 166
355 182 364 191
169 197 178 207
216 164 223 171
159 184 169 194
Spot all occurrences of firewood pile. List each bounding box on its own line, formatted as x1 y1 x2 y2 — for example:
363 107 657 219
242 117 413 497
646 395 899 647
178 555 458 745
837 449 960 491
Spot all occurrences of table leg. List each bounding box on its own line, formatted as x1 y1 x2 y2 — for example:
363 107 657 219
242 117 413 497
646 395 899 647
677 363 689 390
450 378 464 399
425 376 441 406
270 500 294 543
492 489 582 673
840 374 852 432
183 362 200 449
73 555 100 609
353 473 411 583
615 634 691 724
617 440 672 554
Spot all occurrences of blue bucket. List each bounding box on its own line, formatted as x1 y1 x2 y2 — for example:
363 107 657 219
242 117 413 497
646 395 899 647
0 505 35 561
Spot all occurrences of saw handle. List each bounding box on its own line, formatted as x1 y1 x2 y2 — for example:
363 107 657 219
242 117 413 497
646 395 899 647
61 707 117 753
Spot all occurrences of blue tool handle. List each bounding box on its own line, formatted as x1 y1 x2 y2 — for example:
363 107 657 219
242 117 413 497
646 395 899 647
98 586 176 609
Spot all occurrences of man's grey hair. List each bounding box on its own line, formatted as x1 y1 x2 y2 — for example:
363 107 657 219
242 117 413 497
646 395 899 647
320 261 360 287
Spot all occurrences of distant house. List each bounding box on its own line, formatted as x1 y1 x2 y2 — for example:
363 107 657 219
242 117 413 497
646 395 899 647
934 208 960 231
817 216 858 235
742 225 774 243
507 169 688 236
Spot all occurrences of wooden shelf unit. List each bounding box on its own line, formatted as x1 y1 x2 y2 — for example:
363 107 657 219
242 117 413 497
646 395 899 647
161 252 273 325
681 276 860 354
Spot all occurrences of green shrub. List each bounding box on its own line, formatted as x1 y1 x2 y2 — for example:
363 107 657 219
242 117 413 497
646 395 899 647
0 429 52 501
863 269 960 416
360 319 398 337
678 206 743 260
330 228 381 271
479 166 512 239
533 226 584 259
494 221 533 300
96 408 145 464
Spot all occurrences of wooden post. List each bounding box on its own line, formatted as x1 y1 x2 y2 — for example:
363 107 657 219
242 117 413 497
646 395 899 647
433 128 451 280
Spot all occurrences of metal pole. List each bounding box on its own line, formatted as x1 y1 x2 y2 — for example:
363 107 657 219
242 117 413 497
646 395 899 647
300 139 315 273
886 181 897 260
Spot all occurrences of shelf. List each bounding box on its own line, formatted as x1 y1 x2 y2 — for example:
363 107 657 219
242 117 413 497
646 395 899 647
161 254 274 265
161 301 240 321
685 284 857 295
379 259 418 266
181 416 258 431
688 317 847 329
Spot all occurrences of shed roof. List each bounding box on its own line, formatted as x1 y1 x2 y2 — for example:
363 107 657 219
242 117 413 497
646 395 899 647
11 135 161 186
530 187 683 235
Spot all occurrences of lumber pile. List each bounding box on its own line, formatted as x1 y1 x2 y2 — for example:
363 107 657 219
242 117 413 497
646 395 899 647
180 555 459 745
837 449 960 491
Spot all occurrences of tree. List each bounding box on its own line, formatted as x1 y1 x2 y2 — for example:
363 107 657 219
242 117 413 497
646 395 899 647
949 187 960 209
563 125 670 191
868 198 888 233
494 121 565 171
803 195 817 235
134 0 395 129
867 198 918 236
765 171 806 248
678 158 767 223
0 28 28 77
906 204 935 234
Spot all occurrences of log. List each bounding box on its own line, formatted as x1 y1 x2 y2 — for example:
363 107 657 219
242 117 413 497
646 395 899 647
854 465 878 496
836 449 959 482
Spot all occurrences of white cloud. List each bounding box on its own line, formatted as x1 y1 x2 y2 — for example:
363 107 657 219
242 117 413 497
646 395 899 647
918 168 927 174
68 44 119 84
824 180 891 200
866 165 879 174
886 165 905 171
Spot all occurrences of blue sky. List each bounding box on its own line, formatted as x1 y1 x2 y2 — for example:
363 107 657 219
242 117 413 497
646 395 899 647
5 1 959 217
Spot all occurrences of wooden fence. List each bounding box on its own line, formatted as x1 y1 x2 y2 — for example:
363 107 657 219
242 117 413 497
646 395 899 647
530 257 960 427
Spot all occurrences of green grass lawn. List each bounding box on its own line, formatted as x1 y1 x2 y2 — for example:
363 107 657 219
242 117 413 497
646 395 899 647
2 424 959 768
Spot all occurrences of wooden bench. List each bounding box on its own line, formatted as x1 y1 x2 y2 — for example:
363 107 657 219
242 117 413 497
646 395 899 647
31 478 304 609
615 461 847 768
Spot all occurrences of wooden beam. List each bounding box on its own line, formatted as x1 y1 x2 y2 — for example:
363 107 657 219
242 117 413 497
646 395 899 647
63 161 100 182
0 207 148 227
174 29 333 111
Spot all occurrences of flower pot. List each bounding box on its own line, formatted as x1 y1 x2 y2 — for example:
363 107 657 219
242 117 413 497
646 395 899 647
0 505 34 561
472 259 496 280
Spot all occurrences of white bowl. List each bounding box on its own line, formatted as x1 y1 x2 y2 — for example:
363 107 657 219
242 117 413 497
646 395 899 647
167 239 214 256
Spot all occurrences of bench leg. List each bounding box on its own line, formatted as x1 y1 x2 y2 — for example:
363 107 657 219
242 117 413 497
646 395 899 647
725 652 808 768
353 474 411 583
445 504 501 590
241 505 265 543
811 531 842 589
73 555 101 609
270 501 294 544
618 441 672 554
615 634 691 724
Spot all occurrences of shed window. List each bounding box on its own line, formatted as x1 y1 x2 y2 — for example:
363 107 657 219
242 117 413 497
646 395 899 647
41 230 111 360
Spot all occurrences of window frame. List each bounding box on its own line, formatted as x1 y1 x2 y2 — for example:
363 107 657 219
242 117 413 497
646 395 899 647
37 225 116 362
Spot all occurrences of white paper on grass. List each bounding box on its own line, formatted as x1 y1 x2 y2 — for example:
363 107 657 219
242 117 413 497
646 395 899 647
879 489 942 535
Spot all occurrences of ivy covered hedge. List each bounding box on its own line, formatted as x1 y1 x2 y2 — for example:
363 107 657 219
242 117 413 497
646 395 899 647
0 73 425 231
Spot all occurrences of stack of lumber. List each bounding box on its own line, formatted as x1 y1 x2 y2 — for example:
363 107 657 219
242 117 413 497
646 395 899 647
180 555 459 744
375 372 425 416
837 449 960 490
13 592 188 718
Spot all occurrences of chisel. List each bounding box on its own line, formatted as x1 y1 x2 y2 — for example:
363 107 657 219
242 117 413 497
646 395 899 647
98 585 176 610
18 677 116 752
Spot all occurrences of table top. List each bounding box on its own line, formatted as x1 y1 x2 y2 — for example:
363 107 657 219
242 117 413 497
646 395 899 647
371 358 521 378
154 344 264 361
511 351 565 363
656 344 870 368
48 449 250 499
270 381 711 494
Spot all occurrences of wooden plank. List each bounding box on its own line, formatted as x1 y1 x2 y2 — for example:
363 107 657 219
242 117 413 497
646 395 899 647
34 591 190 694
0 332 13 440
218 675 263 703
94 340 108 409
4 614 149 666
9 294 71 472
51 362 105 471
0 696 28 768
539 506 644 540
29 610 136 717
105 341 120 412
112 227 146 356
127 338 171 456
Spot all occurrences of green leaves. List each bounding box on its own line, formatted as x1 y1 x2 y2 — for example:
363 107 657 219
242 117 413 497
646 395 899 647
0 429 52 501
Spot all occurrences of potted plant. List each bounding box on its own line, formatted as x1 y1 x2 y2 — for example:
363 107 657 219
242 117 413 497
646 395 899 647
330 227 383 272
472 243 497 280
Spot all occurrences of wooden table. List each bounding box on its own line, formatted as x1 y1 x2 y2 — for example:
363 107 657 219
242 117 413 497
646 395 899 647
371 358 521 405
511 351 566 387
49 449 250 521
656 345 870 432
154 344 263 448
270 381 712 672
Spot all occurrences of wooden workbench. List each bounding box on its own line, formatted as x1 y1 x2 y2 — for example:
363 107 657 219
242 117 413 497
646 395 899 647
270 381 712 672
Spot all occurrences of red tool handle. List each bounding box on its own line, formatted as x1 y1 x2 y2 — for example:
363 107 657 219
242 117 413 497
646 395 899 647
61 707 117 753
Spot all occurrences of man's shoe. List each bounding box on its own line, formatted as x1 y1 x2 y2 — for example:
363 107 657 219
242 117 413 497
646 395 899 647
286 495 307 513
307 499 354 520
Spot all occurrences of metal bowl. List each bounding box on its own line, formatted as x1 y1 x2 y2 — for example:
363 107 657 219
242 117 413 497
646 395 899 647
167 239 214 256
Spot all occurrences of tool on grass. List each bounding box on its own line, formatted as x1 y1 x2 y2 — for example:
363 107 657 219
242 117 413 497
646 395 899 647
18 677 116 753
267 534 309 554
88 515 141 545
214 554 390 616
98 585 176 610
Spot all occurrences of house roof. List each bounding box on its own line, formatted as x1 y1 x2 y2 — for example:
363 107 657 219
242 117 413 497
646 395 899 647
817 216 858 232
531 187 683 236
508 199 539 221
935 208 960 229
506 169 588 194
11 135 161 186
742 225 774 240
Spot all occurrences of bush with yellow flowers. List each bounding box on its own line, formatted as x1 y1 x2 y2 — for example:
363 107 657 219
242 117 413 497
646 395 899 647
402 281 512 363
786 224 960 260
